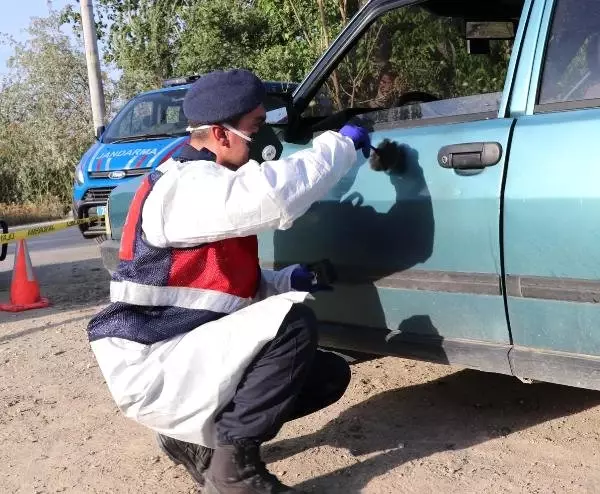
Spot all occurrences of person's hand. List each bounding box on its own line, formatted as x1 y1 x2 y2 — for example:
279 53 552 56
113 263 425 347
339 124 371 158
290 266 333 293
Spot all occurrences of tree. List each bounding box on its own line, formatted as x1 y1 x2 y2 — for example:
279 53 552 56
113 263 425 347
62 0 359 93
302 5 513 115
72 0 510 110
62 0 186 98
0 13 116 205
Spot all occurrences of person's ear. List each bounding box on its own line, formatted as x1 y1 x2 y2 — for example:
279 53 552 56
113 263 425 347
212 126 230 147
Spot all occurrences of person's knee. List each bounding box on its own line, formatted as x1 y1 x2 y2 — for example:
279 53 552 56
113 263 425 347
280 304 318 352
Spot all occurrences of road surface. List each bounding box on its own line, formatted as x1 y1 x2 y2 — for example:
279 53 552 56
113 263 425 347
2 224 600 493
1 226 100 273
0 225 105 309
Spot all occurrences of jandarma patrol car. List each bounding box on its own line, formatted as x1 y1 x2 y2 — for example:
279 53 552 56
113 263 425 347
72 76 297 242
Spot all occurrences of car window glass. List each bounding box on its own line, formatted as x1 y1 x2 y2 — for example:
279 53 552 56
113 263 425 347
303 2 524 127
129 101 153 134
538 0 600 106
104 89 188 143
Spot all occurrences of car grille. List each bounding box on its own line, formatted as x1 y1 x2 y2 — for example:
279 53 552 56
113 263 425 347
89 168 150 178
82 187 115 202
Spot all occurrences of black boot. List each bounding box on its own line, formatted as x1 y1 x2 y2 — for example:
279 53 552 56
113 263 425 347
204 443 302 494
156 433 214 488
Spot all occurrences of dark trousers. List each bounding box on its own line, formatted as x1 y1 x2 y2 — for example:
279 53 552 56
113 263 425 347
215 304 351 445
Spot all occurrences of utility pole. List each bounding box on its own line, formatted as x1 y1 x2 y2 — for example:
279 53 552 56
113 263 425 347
80 0 106 138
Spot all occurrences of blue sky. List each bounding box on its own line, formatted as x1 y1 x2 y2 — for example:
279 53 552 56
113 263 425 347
0 0 76 72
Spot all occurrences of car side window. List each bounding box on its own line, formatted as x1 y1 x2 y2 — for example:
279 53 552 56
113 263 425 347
538 0 600 107
302 2 523 128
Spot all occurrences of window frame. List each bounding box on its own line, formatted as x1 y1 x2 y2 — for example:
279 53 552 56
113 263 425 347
533 0 600 113
291 0 526 133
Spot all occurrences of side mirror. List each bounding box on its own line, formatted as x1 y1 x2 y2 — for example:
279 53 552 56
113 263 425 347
95 125 105 140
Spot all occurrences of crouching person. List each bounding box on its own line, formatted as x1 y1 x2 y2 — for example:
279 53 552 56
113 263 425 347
87 69 371 493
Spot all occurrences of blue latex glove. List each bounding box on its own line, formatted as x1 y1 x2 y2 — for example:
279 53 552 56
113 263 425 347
339 124 371 158
290 266 333 293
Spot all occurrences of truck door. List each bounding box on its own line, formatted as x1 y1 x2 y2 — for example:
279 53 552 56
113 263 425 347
504 0 600 389
259 0 532 373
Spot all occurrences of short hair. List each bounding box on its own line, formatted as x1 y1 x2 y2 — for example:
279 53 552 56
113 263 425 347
188 114 244 141
188 121 211 141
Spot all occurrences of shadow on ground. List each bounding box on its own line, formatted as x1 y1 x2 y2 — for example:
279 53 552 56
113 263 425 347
265 369 600 493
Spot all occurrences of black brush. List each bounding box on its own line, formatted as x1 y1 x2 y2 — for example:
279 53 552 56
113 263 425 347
344 116 407 174
369 139 407 174
306 259 337 285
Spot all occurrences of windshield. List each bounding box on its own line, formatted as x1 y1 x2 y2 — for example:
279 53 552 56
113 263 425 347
103 89 188 144
103 85 295 143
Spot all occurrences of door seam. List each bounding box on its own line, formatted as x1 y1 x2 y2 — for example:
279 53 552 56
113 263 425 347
499 118 518 347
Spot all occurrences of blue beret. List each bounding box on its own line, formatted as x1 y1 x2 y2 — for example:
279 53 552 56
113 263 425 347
183 69 266 124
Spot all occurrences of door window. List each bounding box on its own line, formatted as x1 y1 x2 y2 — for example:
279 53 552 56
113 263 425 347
303 2 523 128
538 0 600 108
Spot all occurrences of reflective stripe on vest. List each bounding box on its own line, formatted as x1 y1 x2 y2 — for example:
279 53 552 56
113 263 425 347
110 280 254 312
110 164 260 311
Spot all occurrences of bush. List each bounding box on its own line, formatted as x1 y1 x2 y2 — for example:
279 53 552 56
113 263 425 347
0 199 69 227
0 13 114 208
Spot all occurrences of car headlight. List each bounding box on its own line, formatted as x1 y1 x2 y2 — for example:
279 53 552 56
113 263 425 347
75 162 85 185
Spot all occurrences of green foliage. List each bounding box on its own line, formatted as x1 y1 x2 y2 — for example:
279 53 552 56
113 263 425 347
318 6 512 114
1 0 520 210
73 0 511 107
0 13 115 206
176 0 272 76
64 0 358 89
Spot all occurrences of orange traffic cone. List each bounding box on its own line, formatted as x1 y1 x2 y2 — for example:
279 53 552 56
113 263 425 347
0 239 50 312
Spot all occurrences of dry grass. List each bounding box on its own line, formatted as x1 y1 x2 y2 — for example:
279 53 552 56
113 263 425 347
0 199 69 227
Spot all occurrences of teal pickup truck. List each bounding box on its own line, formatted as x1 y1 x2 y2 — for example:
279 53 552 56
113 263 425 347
101 0 600 391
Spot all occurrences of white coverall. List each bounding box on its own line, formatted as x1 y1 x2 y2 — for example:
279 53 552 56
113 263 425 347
90 131 357 447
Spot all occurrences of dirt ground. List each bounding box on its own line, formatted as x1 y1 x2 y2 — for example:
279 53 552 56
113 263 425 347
2 256 600 493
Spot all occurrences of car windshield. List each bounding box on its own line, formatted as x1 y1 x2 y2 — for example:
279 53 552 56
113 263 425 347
103 85 294 143
103 89 188 144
